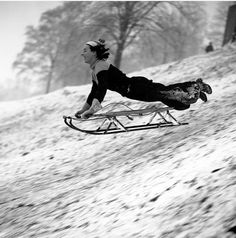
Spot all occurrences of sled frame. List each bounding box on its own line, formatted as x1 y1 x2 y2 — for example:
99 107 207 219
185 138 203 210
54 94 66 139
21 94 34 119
63 104 188 135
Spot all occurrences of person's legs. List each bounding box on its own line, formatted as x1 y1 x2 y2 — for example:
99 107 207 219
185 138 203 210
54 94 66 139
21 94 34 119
159 98 190 110
164 78 212 103
126 77 191 110
165 78 212 96
125 76 212 110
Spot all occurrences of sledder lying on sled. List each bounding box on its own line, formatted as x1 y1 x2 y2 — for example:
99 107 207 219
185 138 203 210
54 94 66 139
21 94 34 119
63 103 188 135
63 39 212 135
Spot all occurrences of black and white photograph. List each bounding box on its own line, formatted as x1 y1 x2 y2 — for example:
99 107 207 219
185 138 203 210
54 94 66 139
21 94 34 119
0 1 236 237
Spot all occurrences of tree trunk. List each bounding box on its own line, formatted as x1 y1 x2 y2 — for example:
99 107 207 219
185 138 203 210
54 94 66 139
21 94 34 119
114 42 125 68
46 71 53 94
45 61 55 94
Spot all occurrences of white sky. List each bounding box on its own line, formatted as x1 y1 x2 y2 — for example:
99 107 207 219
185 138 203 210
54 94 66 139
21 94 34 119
0 1 62 85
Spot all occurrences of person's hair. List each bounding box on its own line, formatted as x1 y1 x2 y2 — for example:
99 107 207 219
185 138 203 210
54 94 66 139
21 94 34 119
88 39 110 60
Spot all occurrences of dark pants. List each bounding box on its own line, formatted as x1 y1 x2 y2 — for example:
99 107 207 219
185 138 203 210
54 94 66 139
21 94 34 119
125 76 193 110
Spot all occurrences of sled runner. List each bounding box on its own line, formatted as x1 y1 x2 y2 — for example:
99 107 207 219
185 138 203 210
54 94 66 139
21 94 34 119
63 103 188 135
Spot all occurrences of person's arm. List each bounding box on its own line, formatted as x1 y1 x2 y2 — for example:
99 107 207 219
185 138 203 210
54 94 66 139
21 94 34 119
93 71 108 103
75 82 96 118
86 81 97 106
80 71 109 119
86 72 108 105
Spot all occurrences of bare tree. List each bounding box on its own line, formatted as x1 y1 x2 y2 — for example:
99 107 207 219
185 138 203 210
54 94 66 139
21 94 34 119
88 1 160 68
88 1 204 67
13 2 92 94
13 7 65 93
125 1 205 67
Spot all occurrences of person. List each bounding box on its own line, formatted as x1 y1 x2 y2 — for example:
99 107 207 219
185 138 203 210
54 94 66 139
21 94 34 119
75 39 212 119
205 42 214 53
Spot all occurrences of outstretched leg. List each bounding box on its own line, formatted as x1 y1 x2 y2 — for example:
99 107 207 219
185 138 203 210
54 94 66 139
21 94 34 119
125 76 212 110
160 78 212 105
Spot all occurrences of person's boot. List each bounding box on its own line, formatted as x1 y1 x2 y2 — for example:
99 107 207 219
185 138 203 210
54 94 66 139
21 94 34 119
196 78 212 94
199 91 208 102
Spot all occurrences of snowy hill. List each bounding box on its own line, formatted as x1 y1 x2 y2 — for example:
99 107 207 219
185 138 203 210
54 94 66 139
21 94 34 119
0 45 236 238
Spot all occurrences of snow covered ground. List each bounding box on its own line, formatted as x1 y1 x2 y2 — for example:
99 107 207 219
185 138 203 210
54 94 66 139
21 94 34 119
0 44 236 238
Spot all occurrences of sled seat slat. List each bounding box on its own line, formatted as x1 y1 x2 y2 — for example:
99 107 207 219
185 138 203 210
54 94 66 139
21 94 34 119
93 106 173 118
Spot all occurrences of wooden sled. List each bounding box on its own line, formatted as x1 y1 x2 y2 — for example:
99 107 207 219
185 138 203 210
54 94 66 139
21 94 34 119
63 103 188 135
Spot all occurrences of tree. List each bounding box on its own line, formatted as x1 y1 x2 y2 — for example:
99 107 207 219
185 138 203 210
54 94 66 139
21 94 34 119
13 7 63 93
88 1 205 68
88 1 160 68
207 2 235 48
121 1 205 70
13 2 92 93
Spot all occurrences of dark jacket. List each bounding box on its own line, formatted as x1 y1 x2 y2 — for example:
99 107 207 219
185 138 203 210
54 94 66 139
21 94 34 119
86 63 134 105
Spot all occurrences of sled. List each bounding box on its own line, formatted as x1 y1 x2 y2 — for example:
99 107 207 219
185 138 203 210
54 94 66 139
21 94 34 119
63 103 188 135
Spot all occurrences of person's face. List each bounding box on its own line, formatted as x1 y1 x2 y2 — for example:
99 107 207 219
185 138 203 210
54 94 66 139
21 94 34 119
81 45 97 64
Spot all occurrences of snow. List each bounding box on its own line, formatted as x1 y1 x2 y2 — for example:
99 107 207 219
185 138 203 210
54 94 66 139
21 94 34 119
0 44 236 238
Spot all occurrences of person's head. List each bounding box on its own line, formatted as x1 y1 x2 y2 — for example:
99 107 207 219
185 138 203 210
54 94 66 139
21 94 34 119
81 39 110 65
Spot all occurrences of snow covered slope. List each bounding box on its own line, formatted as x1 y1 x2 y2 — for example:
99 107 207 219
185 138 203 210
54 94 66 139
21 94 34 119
0 45 236 238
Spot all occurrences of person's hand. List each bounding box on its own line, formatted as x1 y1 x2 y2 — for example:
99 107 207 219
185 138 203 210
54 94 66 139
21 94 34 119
75 110 83 118
81 110 93 119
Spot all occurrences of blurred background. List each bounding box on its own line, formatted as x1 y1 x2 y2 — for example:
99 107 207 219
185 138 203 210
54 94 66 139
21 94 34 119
0 1 235 101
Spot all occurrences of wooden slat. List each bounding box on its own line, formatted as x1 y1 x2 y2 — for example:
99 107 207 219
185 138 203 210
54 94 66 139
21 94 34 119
93 106 173 117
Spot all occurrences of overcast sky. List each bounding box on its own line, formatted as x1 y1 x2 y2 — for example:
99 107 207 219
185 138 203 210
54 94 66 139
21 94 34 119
0 1 62 85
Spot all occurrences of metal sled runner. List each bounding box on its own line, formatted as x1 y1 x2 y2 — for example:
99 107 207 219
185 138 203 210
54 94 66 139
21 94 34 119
63 104 188 135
